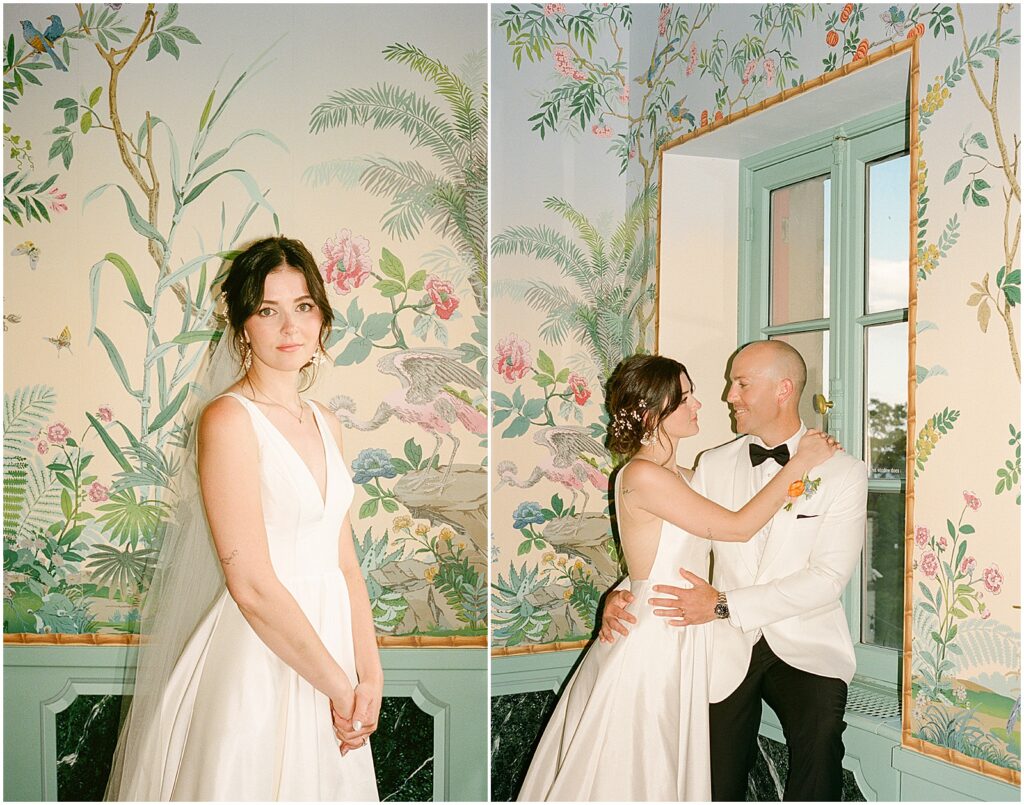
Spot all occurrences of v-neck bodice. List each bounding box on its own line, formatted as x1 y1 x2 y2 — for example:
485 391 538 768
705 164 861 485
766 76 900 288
217 392 354 579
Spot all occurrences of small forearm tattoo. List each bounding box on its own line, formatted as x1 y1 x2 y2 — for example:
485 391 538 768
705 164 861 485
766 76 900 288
622 487 634 495
220 549 239 566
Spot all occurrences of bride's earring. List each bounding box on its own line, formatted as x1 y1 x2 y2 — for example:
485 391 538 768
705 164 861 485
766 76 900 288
310 348 328 366
240 338 252 372
640 429 655 446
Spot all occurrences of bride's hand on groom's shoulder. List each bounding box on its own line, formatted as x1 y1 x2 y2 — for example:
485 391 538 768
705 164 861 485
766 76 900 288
598 589 636 643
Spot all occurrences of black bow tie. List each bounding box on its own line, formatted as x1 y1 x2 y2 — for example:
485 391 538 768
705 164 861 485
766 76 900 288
749 443 790 467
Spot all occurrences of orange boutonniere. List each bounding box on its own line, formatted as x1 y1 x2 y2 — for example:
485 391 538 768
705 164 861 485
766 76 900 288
783 473 821 512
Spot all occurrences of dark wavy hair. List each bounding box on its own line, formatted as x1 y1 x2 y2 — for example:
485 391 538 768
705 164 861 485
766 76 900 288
221 236 332 388
606 354 691 457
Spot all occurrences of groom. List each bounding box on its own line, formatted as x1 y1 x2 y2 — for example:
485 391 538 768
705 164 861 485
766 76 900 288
601 340 867 801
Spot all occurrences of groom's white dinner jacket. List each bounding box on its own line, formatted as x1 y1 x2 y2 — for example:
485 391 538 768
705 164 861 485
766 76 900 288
692 423 868 704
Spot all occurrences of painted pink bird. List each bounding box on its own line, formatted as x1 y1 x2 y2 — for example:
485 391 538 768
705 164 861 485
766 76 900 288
497 426 609 532
331 348 486 490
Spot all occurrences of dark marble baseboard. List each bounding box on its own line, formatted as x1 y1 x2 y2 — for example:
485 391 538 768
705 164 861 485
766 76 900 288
55 694 434 801
490 693 866 802
490 691 559 801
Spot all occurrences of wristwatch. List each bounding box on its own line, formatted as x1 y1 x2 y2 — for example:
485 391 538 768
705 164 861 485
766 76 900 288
714 592 729 620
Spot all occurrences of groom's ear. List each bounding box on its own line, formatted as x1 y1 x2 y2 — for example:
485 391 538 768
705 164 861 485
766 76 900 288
777 377 796 405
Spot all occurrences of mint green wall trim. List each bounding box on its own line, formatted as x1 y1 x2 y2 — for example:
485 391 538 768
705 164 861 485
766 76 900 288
892 747 1020 801
490 650 582 696
4 646 487 802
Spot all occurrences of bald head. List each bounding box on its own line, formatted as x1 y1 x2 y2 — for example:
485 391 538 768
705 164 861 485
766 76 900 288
737 340 807 400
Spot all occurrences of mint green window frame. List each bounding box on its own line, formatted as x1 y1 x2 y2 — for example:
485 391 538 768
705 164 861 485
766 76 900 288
739 105 910 687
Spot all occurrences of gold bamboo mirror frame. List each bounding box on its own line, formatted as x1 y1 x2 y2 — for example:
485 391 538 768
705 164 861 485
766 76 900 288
653 37 931 767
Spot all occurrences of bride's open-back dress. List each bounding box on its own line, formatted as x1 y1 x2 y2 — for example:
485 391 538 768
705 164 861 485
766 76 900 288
517 468 713 801
118 392 378 801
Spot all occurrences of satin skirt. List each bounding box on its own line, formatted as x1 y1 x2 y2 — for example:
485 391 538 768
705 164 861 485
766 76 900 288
122 569 378 801
517 580 713 802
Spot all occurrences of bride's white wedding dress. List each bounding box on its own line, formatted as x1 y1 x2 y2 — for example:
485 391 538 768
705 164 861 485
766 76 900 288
517 468 713 802
119 393 378 801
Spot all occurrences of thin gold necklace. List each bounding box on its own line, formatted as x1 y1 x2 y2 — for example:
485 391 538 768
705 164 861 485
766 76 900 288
245 376 304 423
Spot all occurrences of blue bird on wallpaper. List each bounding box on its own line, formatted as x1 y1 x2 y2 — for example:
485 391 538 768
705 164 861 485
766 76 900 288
20 20 67 71
43 15 65 43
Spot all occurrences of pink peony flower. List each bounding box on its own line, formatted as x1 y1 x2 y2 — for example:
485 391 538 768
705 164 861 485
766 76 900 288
938 535 948 551
493 333 531 383
591 123 613 138
88 481 110 503
96 405 114 423
982 564 1003 594
742 58 758 85
425 276 459 320
320 229 372 295
920 551 939 578
47 187 68 214
36 439 49 455
686 42 697 76
658 5 671 36
544 3 566 15
568 372 591 406
960 556 976 575
47 422 71 446
963 490 981 510
763 57 776 82
915 526 929 547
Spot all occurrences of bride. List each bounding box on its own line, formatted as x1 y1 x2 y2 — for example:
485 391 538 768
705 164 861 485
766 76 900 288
106 237 381 800
516 354 838 801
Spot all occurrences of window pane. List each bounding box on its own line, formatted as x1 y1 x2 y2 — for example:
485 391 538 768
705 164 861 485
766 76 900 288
865 322 908 480
863 489 905 649
770 175 830 324
771 330 828 428
866 154 910 313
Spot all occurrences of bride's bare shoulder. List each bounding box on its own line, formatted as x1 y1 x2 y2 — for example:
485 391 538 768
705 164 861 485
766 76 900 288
199 395 252 440
619 459 674 491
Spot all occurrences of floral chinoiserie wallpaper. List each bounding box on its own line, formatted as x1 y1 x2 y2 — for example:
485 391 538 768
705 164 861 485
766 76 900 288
3 3 487 643
490 2 1019 780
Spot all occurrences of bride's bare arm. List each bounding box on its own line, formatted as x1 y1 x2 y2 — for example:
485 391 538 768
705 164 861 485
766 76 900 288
317 403 383 748
621 432 837 542
198 397 354 707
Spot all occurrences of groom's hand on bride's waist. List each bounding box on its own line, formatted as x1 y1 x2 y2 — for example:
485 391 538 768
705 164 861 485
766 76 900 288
598 589 637 643
651 568 717 626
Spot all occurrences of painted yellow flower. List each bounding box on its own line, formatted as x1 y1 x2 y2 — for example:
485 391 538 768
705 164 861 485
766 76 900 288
556 556 568 567
415 523 429 536
563 587 574 600
574 560 584 572
438 527 456 542
542 552 555 564
393 515 412 531
425 566 438 582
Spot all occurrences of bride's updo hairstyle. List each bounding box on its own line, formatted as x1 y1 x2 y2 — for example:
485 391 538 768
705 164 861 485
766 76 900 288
221 236 333 387
606 354 691 457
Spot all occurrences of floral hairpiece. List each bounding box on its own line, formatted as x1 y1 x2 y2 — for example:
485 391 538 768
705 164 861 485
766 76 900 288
610 398 648 438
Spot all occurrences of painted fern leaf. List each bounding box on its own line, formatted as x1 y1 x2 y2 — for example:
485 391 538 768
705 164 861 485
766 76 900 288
3 385 56 458
9 456 62 543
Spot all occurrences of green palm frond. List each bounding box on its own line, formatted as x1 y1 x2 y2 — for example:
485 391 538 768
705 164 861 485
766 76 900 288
544 197 609 273
382 43 483 147
310 85 463 175
95 489 170 549
491 225 593 292
611 184 658 260
86 543 158 595
5 455 62 543
361 158 442 240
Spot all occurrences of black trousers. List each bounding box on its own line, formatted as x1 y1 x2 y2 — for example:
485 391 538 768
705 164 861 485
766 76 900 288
709 636 848 802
